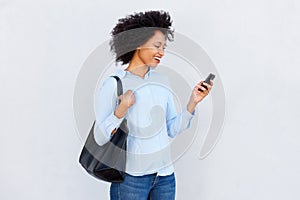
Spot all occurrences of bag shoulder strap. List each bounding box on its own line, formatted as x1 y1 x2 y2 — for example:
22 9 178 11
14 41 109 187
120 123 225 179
110 75 123 105
110 75 128 128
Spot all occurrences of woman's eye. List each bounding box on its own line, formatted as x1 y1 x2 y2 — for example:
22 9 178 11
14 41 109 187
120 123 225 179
154 45 166 50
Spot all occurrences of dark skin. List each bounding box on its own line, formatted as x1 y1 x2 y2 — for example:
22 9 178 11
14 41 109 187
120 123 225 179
111 30 213 134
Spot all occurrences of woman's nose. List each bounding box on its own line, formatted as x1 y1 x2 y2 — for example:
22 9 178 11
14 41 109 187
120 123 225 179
158 48 164 56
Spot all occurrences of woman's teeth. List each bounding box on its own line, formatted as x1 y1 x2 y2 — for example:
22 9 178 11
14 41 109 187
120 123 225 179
154 57 161 61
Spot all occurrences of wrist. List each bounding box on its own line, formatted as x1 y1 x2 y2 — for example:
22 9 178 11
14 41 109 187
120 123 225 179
187 100 197 114
114 103 129 118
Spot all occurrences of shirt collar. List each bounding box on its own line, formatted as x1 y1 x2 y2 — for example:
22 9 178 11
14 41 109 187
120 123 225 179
116 67 154 79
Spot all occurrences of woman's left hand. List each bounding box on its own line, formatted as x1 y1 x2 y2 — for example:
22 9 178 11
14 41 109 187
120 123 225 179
192 80 214 103
187 80 214 114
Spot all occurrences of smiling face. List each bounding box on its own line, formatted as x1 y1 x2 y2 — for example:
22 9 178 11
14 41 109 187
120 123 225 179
134 30 167 68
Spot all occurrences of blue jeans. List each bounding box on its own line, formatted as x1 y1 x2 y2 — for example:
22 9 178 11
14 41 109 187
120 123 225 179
110 172 176 200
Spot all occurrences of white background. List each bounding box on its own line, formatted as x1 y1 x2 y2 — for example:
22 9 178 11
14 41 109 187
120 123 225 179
1 0 300 199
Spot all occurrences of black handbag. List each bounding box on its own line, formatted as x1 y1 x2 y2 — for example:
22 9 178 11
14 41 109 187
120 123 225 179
79 76 128 183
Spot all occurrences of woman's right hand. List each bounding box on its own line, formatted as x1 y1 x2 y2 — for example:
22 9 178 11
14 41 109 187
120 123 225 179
119 90 135 108
114 90 135 118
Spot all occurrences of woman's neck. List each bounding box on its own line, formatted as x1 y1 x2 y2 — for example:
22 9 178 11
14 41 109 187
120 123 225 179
125 63 149 79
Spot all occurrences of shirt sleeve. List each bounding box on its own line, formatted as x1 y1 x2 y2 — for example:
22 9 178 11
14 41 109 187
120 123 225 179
166 90 195 138
93 77 125 146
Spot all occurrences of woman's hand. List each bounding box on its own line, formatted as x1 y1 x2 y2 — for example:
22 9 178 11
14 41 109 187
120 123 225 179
187 80 214 114
119 90 135 108
193 80 213 103
114 90 135 118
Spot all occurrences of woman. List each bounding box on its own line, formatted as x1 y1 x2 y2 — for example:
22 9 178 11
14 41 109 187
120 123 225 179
94 10 213 200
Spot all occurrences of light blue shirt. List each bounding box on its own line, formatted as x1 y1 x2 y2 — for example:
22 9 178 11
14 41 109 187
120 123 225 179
94 67 195 176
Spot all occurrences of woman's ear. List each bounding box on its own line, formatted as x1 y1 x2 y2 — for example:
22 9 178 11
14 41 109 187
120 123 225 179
136 44 145 50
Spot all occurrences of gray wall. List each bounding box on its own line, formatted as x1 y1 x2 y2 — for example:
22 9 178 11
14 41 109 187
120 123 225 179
1 0 299 199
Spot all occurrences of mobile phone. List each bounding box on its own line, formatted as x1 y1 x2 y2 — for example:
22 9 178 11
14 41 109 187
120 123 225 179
198 73 215 92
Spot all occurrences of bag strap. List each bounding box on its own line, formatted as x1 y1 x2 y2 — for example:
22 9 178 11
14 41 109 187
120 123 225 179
110 75 128 132
111 76 123 105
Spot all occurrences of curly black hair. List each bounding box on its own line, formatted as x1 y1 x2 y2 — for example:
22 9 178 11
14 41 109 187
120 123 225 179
110 10 174 65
